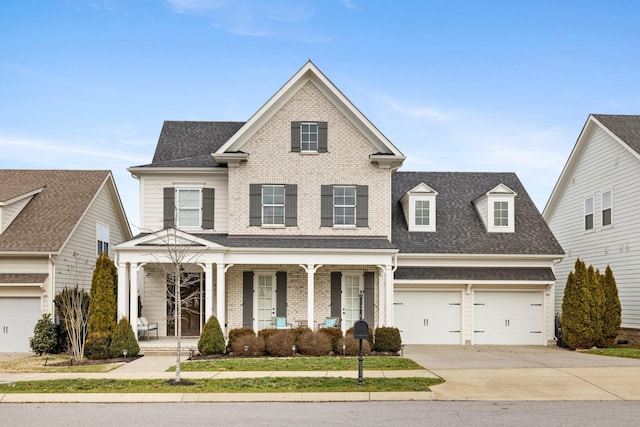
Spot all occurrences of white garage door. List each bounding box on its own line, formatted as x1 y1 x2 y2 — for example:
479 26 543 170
394 291 461 344
473 291 544 345
0 297 41 352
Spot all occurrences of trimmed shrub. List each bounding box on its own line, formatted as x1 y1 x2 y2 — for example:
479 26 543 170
29 313 57 355
231 334 264 357
227 327 255 351
198 316 226 355
343 334 372 356
264 330 295 356
601 265 622 347
84 333 112 360
258 328 277 342
296 330 332 356
291 326 312 344
373 327 402 353
109 317 140 358
317 327 343 354
86 254 117 359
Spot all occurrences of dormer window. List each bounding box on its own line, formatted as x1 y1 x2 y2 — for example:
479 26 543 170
475 184 516 233
400 182 437 232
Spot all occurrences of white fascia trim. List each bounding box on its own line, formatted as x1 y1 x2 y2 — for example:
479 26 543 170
0 187 44 206
128 167 227 177
394 279 555 286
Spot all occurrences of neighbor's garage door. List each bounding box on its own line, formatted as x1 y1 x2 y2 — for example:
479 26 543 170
394 291 461 344
473 291 544 345
0 297 41 352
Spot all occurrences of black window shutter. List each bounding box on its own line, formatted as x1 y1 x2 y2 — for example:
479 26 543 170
364 272 375 327
321 185 333 227
284 184 297 227
242 272 254 328
202 188 215 229
330 272 342 319
163 187 175 228
276 271 287 317
249 184 262 226
318 121 328 152
291 121 301 152
356 185 369 227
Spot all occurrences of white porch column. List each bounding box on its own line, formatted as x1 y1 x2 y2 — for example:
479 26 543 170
378 267 386 327
117 262 128 320
385 264 394 326
300 264 322 330
216 264 226 330
204 263 213 321
129 263 139 332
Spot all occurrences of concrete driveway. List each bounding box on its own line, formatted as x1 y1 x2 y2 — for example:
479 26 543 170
404 345 640 401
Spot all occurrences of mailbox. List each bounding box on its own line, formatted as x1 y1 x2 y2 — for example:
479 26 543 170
353 320 369 339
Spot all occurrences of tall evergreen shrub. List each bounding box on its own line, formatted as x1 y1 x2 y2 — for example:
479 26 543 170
109 317 140 358
562 259 594 349
29 313 57 355
198 316 226 355
85 253 118 359
600 265 622 346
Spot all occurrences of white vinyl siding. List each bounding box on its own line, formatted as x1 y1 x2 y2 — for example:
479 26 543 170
547 125 640 329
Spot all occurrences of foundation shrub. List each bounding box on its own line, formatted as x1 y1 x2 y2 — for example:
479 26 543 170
29 313 57 355
317 327 343 353
345 326 373 343
198 316 225 355
291 326 312 344
257 328 277 342
373 327 402 353
227 327 255 351
230 334 265 357
109 317 140 357
264 330 295 357
296 330 332 356
343 334 372 356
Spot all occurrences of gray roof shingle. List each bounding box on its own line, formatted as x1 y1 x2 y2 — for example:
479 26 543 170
136 121 245 168
392 172 564 255
395 266 555 281
592 114 640 155
0 170 110 253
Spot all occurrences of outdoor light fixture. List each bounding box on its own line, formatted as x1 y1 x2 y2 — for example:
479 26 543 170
189 349 195 360
342 342 346 356
44 353 50 366
69 354 74 366
123 349 128 360
291 344 296 355
244 344 249 356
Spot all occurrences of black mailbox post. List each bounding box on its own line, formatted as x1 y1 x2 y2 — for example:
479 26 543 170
353 320 368 385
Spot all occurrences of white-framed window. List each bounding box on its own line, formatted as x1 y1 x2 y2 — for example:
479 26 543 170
176 188 201 228
301 122 318 151
601 190 612 227
493 201 509 227
262 185 285 225
400 183 437 232
97 223 110 255
333 186 356 225
584 196 594 231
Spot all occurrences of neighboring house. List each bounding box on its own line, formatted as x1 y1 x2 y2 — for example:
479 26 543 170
116 61 563 345
544 114 640 345
0 170 131 352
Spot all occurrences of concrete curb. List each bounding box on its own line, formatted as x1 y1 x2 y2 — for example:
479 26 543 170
0 391 435 403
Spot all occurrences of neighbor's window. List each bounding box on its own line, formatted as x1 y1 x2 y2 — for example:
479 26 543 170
97 223 110 255
334 186 356 225
601 190 612 227
584 196 594 231
493 201 509 227
177 188 201 228
301 123 318 151
415 199 430 226
262 185 285 225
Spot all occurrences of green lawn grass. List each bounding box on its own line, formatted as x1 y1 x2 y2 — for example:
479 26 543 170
0 355 123 373
0 377 442 394
172 356 422 372
582 347 640 359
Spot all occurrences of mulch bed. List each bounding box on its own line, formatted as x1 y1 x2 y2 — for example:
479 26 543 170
49 355 143 366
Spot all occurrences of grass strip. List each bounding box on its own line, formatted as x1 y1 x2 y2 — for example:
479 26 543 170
0 356 123 373
0 377 442 394
581 347 640 359
172 356 422 372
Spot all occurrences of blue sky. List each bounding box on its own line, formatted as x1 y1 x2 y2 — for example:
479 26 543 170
2 0 639 232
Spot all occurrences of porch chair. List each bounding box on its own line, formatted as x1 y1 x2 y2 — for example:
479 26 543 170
318 317 339 329
274 316 292 329
137 316 158 341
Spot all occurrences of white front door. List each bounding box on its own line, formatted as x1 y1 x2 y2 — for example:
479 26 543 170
473 291 544 345
341 274 363 330
255 273 276 331
394 291 462 344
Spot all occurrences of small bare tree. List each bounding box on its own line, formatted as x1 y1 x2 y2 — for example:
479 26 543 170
54 286 89 361
148 228 206 383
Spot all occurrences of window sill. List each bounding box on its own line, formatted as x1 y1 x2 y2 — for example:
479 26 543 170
261 224 286 229
333 224 357 229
